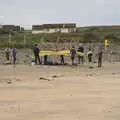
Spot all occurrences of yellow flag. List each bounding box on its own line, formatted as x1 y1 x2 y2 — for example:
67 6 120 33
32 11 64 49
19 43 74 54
105 40 110 47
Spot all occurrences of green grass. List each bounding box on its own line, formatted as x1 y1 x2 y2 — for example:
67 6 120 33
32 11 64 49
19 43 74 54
0 26 120 48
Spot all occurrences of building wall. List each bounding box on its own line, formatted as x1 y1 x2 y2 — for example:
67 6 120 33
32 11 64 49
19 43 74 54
32 28 60 34
59 28 66 33
32 28 75 34
32 23 76 34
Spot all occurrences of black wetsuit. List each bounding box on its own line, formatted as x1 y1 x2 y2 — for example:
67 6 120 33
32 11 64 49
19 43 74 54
44 55 48 65
98 51 103 68
77 47 84 64
33 46 40 64
60 55 64 64
70 49 76 65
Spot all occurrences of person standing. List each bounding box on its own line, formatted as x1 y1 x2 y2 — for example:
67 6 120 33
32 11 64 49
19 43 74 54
87 48 93 64
70 46 76 65
60 55 64 65
5 48 10 61
44 55 48 65
33 44 41 65
98 50 103 68
77 45 84 64
12 47 17 64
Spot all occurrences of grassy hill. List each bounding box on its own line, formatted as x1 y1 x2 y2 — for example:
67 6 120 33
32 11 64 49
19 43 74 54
0 29 32 48
32 26 120 44
0 25 120 48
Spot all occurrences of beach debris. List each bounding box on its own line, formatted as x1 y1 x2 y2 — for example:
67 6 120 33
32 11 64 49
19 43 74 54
0 78 11 84
89 66 94 69
52 75 58 78
39 74 65 81
40 77 51 81
52 74 61 78
111 72 120 76
86 74 93 76
7 80 12 84
51 74 65 78
112 73 116 75
0 77 22 84
86 73 99 77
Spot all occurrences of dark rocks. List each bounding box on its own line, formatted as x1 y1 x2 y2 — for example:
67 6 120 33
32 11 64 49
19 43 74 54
40 77 51 81
89 66 94 69
7 81 12 84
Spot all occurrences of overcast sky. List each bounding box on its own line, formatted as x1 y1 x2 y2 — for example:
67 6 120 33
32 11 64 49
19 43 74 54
0 0 120 29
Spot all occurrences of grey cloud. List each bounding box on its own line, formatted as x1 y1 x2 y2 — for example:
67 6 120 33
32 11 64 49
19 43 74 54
0 0 120 26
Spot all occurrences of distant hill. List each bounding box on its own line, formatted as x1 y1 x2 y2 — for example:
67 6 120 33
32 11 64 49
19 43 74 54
77 25 120 32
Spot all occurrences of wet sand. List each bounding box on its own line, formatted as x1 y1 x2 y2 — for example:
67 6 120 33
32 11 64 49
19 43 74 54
0 63 120 120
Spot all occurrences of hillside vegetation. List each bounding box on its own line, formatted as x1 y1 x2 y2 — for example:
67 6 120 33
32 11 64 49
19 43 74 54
0 25 120 48
32 26 120 44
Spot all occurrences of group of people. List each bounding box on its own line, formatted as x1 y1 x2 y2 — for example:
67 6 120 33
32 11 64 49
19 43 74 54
70 46 103 67
33 44 103 68
4 44 103 68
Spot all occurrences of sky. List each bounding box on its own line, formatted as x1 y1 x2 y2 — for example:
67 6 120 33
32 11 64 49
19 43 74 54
0 0 120 29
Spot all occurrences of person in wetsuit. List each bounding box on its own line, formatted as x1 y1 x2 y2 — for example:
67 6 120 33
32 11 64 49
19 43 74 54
33 44 41 65
98 50 103 68
77 45 84 64
87 48 93 64
12 47 17 65
70 46 76 65
60 55 64 65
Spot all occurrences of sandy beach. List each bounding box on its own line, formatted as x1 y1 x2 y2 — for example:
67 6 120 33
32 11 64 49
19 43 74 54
0 62 120 120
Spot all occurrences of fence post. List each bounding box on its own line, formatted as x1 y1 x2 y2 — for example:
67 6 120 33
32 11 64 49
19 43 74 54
9 33 11 44
24 35 26 46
